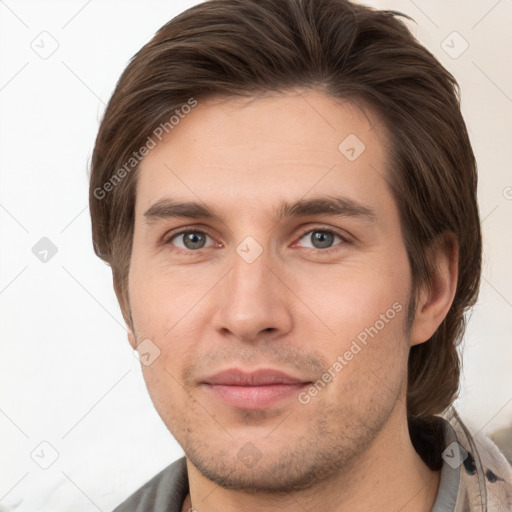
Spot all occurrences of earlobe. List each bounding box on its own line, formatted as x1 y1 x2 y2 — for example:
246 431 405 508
113 273 137 349
409 234 459 346
127 328 137 350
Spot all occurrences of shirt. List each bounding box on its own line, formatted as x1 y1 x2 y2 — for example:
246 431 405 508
112 407 512 511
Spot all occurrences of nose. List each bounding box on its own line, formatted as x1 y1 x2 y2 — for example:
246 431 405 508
211 244 294 343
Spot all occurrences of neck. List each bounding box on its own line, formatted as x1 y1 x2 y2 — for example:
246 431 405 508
182 405 440 512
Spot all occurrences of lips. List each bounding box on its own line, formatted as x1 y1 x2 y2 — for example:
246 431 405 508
201 369 310 409
204 368 306 386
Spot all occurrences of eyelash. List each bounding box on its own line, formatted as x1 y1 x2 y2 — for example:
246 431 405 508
163 225 349 256
294 226 348 254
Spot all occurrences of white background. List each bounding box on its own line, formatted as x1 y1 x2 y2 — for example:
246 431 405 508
1 0 511 510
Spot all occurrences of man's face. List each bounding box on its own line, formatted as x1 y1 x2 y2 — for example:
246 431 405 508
127 90 414 491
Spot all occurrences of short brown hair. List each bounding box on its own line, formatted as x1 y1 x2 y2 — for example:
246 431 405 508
89 0 481 421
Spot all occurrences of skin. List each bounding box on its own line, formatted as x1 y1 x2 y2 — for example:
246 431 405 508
120 90 458 512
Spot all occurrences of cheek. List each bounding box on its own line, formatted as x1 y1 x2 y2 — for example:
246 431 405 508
128 252 208 339
290 252 411 393
140 358 198 441
290 256 410 337
128 261 218 391
309 306 409 420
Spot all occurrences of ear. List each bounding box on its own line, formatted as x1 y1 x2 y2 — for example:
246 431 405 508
113 273 137 350
409 233 459 346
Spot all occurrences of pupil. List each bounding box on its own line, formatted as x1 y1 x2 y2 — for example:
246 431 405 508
312 231 333 249
184 232 204 249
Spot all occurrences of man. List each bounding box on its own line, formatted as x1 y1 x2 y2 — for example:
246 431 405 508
88 0 512 510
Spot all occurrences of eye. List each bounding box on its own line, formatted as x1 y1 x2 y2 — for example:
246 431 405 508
165 230 216 253
163 226 348 255
295 227 347 253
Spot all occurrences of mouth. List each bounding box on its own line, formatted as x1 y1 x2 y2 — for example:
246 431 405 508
201 368 311 410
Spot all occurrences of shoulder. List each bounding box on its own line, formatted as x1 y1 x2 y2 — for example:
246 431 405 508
442 408 512 510
112 456 189 512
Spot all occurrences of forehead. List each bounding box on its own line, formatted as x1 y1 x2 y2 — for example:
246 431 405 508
135 90 392 219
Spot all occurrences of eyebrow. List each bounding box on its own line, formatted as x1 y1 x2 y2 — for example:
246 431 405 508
143 195 377 225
